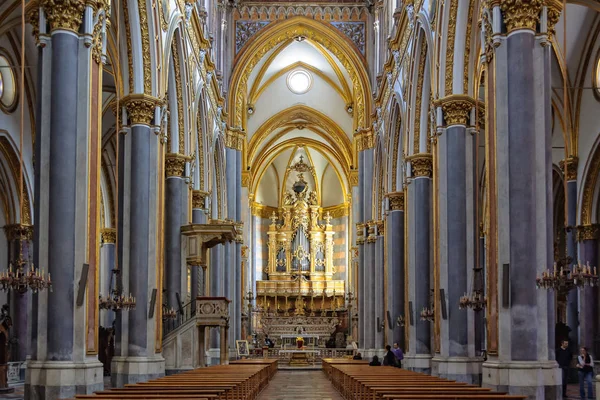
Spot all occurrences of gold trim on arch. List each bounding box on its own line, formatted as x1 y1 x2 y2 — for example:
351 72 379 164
248 61 351 105
247 105 353 167
580 139 600 225
229 16 371 131
309 40 353 101
251 138 349 201
247 38 295 103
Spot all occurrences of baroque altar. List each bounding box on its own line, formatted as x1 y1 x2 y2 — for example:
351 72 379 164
255 159 346 343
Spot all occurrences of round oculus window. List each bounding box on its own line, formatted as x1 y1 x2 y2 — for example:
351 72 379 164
287 70 312 94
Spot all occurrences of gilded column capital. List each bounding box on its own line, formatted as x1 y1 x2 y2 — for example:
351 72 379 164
100 228 116 244
545 0 563 37
356 223 365 245
41 0 85 33
375 220 385 236
235 221 244 244
165 153 188 177
3 224 33 241
122 94 162 125
437 95 475 126
349 170 359 187
386 192 405 211
366 221 377 243
192 190 209 209
354 128 374 152
225 128 245 151
577 224 600 242
558 156 578 182
500 0 543 33
407 153 433 178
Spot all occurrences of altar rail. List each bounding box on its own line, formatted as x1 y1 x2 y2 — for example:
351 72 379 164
251 347 354 361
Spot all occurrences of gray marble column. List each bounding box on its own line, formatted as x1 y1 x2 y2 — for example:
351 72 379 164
406 154 432 373
26 5 105 397
356 152 365 348
191 190 209 300
481 7 560 397
386 194 405 349
361 148 375 353
100 229 116 328
112 96 165 387
433 98 479 383
374 230 385 349
165 154 187 310
578 225 599 353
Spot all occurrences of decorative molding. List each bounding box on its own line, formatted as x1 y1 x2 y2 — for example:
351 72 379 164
501 0 542 33
355 128 374 152
225 127 245 151
463 0 474 93
241 171 250 187
366 220 377 243
546 0 563 37
192 190 209 209
444 0 459 95
386 192 405 211
437 95 475 126
123 94 161 125
413 41 427 153
251 202 278 219
3 224 33 241
559 156 578 182
322 203 349 219
40 0 85 32
581 143 600 225
138 0 152 94
235 20 270 53
577 224 600 242
100 228 116 244
407 153 433 178
234 4 367 23
172 41 185 154
349 170 359 187
330 21 366 55
356 222 365 245
165 153 188 177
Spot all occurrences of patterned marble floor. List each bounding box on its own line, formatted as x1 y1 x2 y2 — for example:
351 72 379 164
257 370 343 400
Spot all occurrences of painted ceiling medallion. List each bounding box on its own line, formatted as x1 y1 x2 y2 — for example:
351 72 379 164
287 70 312 95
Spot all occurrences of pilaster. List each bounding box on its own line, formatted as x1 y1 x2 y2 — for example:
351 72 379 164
385 192 405 349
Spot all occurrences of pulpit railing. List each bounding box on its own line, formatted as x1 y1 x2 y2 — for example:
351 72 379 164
163 299 196 336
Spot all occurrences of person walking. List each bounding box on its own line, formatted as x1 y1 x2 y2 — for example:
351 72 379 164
556 339 572 399
577 346 594 400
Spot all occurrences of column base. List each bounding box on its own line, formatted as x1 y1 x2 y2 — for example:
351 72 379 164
111 356 165 388
482 360 561 399
431 356 482 384
25 359 104 400
403 353 432 374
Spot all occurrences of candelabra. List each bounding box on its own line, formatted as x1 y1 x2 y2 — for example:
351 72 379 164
0 252 52 294
459 290 487 311
99 269 136 311
420 307 434 322
162 305 177 320
536 260 598 292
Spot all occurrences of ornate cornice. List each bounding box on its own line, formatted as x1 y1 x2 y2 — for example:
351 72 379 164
559 156 578 182
123 94 161 125
40 0 85 32
251 202 278 219
165 153 188 177
225 127 245 151
356 222 365 245
192 190 209 209
3 224 33 241
577 224 600 242
100 228 116 244
500 0 542 33
355 128 374 152
322 203 349 219
407 153 433 178
386 192 405 211
437 95 475 126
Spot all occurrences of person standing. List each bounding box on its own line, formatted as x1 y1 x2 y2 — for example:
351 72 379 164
577 347 594 400
392 343 404 368
383 345 397 367
556 339 572 398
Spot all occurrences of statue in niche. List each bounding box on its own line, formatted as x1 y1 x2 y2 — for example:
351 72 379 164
0 305 12 390
308 190 318 205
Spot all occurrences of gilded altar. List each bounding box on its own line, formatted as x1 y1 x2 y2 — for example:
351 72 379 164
255 164 345 340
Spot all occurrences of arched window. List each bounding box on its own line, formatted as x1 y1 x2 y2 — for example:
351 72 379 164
0 54 17 113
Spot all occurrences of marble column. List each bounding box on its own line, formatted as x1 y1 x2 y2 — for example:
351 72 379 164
577 224 599 354
481 3 561 397
405 154 432 373
360 148 376 354
386 193 405 349
432 96 481 384
560 157 579 349
165 154 188 310
112 95 165 387
26 2 105 397
100 228 117 328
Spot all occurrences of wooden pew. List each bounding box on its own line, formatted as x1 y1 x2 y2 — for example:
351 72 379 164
323 360 527 400
74 360 278 400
